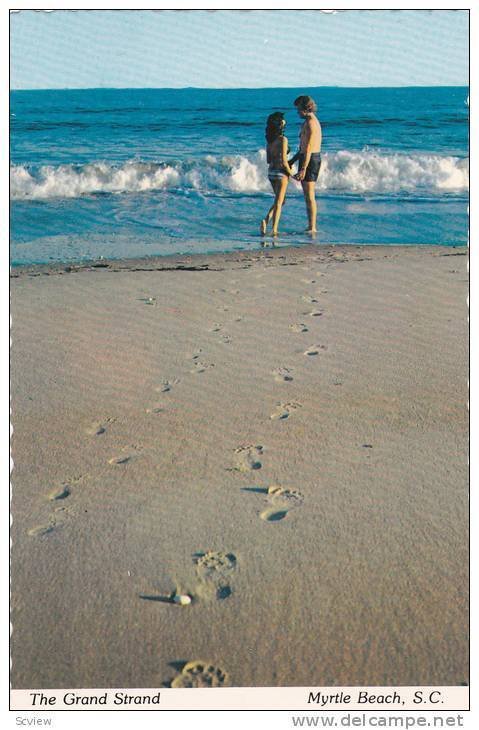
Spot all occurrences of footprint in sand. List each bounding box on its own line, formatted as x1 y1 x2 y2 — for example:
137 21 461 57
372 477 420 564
137 297 156 305
45 474 83 501
156 378 179 393
260 507 289 522
219 333 232 344
27 502 77 536
194 550 237 601
289 323 308 333
270 401 302 421
301 295 319 304
27 521 56 537
171 661 229 688
47 484 71 501
190 361 215 374
304 344 328 357
233 444 263 472
108 455 131 465
146 406 164 414
209 323 222 332
306 310 323 318
301 278 317 284
259 485 304 523
108 448 139 465
272 367 293 382
85 417 115 436
52 504 75 519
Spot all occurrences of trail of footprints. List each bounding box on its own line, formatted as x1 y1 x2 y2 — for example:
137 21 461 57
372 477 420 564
27 267 329 687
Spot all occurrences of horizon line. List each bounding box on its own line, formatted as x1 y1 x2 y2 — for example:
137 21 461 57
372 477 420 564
10 83 469 92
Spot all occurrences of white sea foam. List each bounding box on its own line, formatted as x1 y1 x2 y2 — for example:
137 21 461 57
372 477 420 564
10 150 468 200
317 150 469 193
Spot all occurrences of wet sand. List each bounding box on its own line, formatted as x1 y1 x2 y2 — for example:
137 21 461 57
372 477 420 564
10 244 468 689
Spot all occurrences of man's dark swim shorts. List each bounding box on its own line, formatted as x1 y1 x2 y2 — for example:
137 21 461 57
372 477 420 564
298 152 322 182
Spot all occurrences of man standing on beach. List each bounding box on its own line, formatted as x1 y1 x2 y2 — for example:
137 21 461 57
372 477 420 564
290 95 322 234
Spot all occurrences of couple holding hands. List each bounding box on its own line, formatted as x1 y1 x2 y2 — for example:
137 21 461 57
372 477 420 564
261 95 322 237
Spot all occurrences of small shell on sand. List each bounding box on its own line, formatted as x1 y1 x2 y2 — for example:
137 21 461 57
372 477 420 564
174 594 192 606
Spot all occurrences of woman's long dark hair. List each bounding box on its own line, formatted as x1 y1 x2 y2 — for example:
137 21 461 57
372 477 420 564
265 112 285 144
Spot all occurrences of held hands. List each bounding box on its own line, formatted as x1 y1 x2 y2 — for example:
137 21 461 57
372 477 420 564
294 168 306 181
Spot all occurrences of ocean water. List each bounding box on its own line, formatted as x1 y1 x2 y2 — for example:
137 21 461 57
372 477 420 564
10 86 469 265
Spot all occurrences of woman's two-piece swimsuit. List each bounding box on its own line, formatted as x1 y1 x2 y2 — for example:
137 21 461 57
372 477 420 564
267 139 288 181
268 129 321 182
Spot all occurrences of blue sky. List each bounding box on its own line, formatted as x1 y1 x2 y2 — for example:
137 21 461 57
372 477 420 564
10 9 469 90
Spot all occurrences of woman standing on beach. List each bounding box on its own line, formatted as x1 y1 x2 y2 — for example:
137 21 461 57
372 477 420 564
260 112 293 237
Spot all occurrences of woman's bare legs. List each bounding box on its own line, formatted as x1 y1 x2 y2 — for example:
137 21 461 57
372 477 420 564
261 178 288 235
301 180 317 233
261 200 276 234
271 177 289 235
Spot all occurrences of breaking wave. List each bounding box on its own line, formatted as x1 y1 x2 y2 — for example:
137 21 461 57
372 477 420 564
10 149 469 200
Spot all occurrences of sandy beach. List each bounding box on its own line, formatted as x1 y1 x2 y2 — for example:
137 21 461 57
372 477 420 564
11 244 468 690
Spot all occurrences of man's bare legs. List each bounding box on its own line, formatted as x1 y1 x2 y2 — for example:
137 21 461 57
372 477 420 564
301 181 317 233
